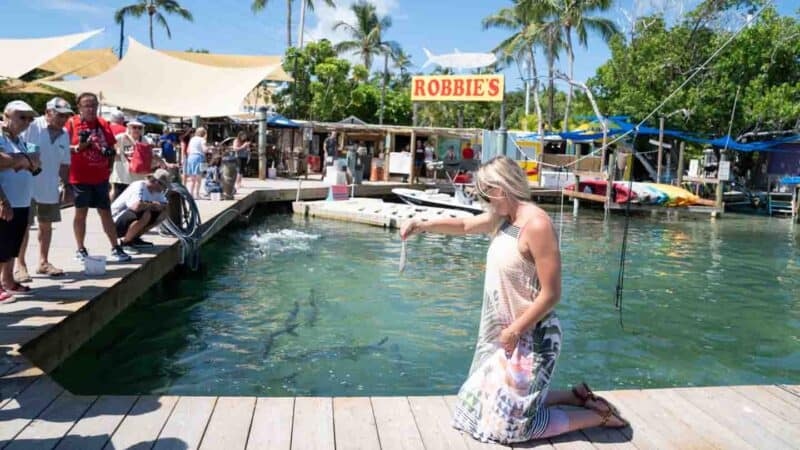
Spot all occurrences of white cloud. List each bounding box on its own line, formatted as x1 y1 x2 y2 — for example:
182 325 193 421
35 0 107 15
305 0 400 71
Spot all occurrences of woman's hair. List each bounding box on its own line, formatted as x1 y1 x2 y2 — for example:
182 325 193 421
180 128 194 144
209 155 222 167
195 127 207 138
237 131 248 141
475 155 531 204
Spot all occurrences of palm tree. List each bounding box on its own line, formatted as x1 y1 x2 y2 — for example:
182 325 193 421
114 0 193 49
392 48 413 82
250 0 336 48
483 1 561 135
334 1 398 124
297 0 336 48
554 0 619 131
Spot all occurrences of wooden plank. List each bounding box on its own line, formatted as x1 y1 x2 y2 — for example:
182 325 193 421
778 384 800 398
600 390 684 450
332 397 380 450
675 387 797 449
371 397 424 450
0 376 64 444
290 397 334 450
612 389 716 449
155 396 216 450
246 397 294 450
0 365 43 410
647 388 751 449
547 429 595 450
578 423 634 450
407 396 468 450
199 397 256 450
731 385 800 424
7 393 96 450
765 385 800 410
104 396 178 450
561 190 607 203
55 395 138 450
442 395 512 450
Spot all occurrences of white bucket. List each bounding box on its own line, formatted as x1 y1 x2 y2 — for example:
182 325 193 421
267 167 277 179
210 192 221 201
84 255 107 276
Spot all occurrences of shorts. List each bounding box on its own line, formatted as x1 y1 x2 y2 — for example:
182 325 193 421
0 208 30 262
185 153 205 176
238 157 248 175
29 200 61 223
115 209 160 238
72 182 111 210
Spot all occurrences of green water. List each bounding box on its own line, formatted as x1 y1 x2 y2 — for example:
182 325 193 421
53 211 800 396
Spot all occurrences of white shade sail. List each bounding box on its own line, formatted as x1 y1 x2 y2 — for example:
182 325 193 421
45 38 279 118
0 29 102 79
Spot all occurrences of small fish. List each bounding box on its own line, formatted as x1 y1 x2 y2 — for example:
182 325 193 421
422 48 497 70
399 239 407 272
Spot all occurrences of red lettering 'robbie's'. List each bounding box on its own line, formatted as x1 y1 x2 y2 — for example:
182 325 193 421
488 78 500 97
441 79 453 96
454 79 465 96
414 79 426 97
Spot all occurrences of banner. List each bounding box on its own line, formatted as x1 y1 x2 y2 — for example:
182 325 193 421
411 74 504 102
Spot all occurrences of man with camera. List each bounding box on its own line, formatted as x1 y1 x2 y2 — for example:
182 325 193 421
0 101 41 302
66 92 131 262
15 97 74 282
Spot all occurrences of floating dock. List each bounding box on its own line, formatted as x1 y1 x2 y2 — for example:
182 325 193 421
1 177 797 449
292 197 473 228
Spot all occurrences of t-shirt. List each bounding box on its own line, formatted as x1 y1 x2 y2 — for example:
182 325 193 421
110 179 167 221
0 132 33 208
22 117 70 204
462 146 475 160
424 146 435 162
414 145 425 162
66 115 117 185
188 136 206 156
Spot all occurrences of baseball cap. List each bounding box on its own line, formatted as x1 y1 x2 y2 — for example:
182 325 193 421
152 169 172 189
4 100 36 115
46 97 73 114
127 119 145 128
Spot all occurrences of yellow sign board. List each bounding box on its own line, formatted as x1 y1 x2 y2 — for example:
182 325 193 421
411 75 504 102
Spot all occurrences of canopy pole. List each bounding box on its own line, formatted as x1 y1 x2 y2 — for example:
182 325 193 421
257 108 267 179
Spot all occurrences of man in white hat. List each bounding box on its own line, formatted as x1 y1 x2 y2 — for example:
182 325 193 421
110 118 155 201
15 97 73 280
0 100 41 301
110 168 171 254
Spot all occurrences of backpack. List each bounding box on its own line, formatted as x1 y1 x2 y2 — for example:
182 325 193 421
129 141 153 174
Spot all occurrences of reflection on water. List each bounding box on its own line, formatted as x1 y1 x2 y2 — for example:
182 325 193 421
53 212 800 396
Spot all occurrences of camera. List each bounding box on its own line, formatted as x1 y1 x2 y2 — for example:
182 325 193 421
101 146 115 158
78 130 91 144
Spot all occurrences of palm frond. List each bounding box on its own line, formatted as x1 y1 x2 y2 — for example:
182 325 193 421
155 12 172 38
114 4 147 24
251 0 269 13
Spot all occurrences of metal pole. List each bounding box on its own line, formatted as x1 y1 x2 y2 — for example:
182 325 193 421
524 81 530 116
606 150 616 216
657 116 664 183
498 82 507 156
676 141 685 186
715 148 727 213
191 116 200 128
257 108 267 179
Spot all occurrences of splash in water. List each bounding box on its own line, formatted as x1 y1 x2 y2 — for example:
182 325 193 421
250 229 321 256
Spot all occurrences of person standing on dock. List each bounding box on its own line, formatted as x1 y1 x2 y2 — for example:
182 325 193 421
400 155 628 445
322 131 337 179
0 101 41 302
16 97 73 281
66 92 131 263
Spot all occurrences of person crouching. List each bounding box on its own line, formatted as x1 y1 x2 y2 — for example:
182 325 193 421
110 169 171 254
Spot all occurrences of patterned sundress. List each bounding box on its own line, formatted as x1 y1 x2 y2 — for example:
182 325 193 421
452 221 563 444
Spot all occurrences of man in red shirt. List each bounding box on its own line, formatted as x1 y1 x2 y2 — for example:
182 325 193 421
461 143 475 160
66 92 131 262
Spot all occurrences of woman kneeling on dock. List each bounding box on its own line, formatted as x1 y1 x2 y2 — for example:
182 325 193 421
401 156 628 444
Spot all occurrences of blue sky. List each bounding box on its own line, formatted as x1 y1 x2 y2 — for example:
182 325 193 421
3 0 797 91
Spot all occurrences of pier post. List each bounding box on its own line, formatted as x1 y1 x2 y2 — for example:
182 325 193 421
257 108 267 179
657 116 664 183
573 173 580 216
606 150 616 216
676 141 685 186
384 132 394 181
715 148 727 214
409 130 417 184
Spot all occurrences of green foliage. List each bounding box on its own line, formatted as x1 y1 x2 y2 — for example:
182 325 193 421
589 7 800 135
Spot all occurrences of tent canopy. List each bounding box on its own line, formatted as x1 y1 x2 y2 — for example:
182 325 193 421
268 114 299 128
44 38 279 118
0 29 102 79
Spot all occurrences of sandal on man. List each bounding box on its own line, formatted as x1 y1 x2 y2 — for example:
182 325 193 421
13 267 32 283
4 283 31 294
37 262 64 276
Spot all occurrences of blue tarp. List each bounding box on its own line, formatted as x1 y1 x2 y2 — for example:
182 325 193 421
267 114 300 128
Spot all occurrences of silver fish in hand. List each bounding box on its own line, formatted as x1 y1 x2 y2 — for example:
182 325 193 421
399 239 407 272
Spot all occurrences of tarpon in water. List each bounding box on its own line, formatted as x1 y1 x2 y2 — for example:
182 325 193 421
422 48 497 70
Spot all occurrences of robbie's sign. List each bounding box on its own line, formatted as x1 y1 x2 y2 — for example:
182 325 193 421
411 74 504 102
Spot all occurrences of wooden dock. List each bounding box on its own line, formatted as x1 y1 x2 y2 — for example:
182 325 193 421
1 176 798 449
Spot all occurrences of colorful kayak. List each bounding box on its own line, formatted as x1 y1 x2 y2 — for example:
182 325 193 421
630 182 669 205
565 180 637 204
642 183 700 206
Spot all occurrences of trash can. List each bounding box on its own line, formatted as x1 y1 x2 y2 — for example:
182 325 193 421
221 155 238 200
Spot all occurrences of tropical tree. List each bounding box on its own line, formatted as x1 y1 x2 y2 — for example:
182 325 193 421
553 0 619 131
391 48 413 87
114 0 193 49
334 1 399 124
250 0 336 48
297 0 336 48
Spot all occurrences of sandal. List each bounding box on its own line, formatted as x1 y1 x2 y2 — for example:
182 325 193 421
599 405 630 428
0 290 15 304
572 382 597 406
4 283 31 294
37 262 64 277
14 267 31 283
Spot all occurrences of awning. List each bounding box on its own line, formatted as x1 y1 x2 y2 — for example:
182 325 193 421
44 38 279 118
39 48 119 78
0 29 102 79
268 114 299 128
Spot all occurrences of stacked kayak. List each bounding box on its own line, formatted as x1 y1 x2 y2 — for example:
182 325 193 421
565 180 701 206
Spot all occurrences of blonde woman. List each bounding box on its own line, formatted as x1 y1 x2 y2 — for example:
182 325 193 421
401 156 627 445
185 127 208 199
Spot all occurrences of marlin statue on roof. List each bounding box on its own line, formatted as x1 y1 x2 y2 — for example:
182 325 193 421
422 48 497 71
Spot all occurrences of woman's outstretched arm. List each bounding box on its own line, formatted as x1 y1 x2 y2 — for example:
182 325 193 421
400 212 500 239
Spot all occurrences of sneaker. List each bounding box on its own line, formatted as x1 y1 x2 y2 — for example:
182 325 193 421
109 246 132 262
0 290 15 304
131 237 154 248
75 248 89 261
119 240 140 255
